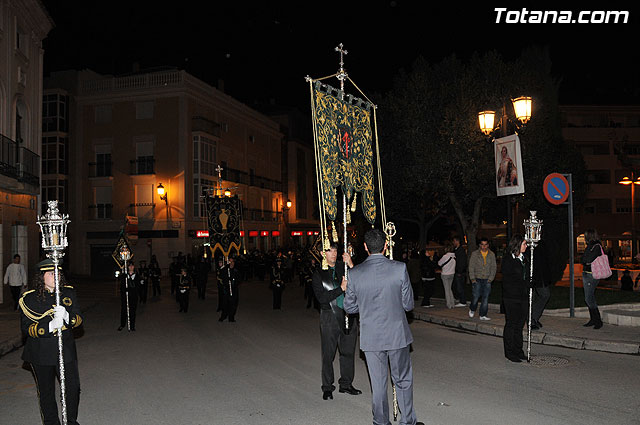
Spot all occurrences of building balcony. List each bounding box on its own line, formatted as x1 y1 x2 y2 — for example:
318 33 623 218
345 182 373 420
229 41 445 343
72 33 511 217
130 158 155 175
224 167 283 192
243 208 282 223
88 161 113 178
88 204 113 219
0 134 40 193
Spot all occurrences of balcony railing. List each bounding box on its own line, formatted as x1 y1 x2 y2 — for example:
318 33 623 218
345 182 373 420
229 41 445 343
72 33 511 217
88 204 113 219
0 134 18 179
88 161 113 177
18 147 40 187
243 208 282 223
0 134 40 188
224 167 283 192
130 157 155 175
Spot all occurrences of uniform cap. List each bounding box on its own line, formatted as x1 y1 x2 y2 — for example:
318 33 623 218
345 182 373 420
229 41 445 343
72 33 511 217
36 258 63 272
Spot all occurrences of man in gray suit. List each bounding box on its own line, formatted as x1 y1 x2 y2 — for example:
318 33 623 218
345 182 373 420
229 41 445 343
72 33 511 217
343 229 424 425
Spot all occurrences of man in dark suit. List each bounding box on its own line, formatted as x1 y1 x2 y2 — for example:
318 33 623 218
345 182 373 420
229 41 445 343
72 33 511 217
344 229 424 425
312 242 360 400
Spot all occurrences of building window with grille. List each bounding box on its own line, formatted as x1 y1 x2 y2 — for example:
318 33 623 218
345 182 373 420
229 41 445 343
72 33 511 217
41 136 68 175
134 141 154 174
94 186 112 219
193 134 217 176
41 179 68 213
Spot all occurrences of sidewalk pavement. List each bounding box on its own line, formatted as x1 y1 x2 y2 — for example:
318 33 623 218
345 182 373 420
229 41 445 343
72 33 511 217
412 298 640 355
2 282 640 358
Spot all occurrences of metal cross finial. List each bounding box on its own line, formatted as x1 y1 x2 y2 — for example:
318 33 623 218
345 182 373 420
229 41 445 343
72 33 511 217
215 164 224 178
335 43 348 83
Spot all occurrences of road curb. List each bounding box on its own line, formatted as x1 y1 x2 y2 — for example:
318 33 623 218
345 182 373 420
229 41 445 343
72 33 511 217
412 311 640 355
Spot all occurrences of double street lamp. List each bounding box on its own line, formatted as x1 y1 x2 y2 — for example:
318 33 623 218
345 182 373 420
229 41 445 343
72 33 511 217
478 96 533 242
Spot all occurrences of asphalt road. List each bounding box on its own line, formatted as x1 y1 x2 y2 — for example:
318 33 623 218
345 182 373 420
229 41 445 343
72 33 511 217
0 277 639 425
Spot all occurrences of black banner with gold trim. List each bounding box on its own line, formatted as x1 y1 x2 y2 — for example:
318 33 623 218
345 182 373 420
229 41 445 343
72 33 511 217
206 195 242 258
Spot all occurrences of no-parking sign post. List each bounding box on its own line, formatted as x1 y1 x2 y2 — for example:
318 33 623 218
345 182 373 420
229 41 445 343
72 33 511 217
543 173 575 317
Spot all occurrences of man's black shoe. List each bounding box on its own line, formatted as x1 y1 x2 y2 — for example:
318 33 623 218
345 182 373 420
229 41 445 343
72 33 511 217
322 390 333 400
117 326 124 331
507 356 522 363
338 386 362 395
531 322 540 330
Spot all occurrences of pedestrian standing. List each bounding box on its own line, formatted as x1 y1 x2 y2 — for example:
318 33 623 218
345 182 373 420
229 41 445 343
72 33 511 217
501 235 529 363
20 259 83 425
407 250 422 301
270 258 285 309
452 236 468 307
420 249 438 307
581 228 604 329
4 254 27 310
468 237 497 321
438 242 456 309
137 260 148 304
177 266 192 313
149 256 161 297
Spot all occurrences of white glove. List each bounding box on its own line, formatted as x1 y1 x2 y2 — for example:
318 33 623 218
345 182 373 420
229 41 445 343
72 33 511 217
54 305 70 324
49 316 64 332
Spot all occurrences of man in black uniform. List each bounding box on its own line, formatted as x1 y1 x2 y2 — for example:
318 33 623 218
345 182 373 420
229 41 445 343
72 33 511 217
169 256 180 297
118 262 140 331
137 260 148 304
149 255 161 297
177 266 192 312
19 259 83 425
219 257 241 322
270 258 285 309
216 258 225 312
312 242 361 400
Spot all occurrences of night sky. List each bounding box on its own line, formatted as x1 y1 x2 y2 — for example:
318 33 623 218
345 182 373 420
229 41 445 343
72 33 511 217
42 1 640 109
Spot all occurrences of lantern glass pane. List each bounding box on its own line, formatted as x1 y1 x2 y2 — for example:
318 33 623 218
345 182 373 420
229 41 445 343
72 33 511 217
512 97 532 122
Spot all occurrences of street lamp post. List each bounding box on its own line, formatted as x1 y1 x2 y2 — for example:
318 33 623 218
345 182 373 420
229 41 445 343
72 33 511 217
618 173 640 259
478 96 532 242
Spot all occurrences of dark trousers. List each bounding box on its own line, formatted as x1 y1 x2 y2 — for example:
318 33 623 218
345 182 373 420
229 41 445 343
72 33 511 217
197 280 207 299
138 283 147 304
421 279 434 305
220 293 238 321
320 310 357 392
152 278 161 297
453 273 466 303
120 291 137 329
272 286 283 309
532 286 551 322
178 290 190 312
217 282 224 311
171 277 178 295
10 285 22 310
503 299 527 360
364 346 417 425
31 361 81 425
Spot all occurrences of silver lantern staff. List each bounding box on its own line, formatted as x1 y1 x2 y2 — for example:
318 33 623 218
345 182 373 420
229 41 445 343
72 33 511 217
523 210 543 363
119 247 132 331
37 200 71 425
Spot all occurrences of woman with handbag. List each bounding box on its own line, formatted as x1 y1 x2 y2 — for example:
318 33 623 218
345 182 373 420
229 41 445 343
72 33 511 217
581 228 605 329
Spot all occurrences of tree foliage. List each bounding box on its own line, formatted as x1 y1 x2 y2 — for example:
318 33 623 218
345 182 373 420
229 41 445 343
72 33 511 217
378 47 586 281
